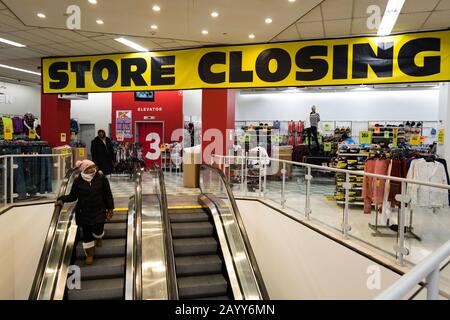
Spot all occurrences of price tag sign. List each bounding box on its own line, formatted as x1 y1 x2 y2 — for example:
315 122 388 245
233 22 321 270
324 142 332 152
360 131 372 144
419 136 426 143
374 127 381 134
392 131 398 148
384 131 390 138
323 123 332 131
29 129 36 140
60 133 66 142
4 127 12 140
438 129 445 144
245 135 251 143
79 148 85 157
61 149 68 155
410 136 420 145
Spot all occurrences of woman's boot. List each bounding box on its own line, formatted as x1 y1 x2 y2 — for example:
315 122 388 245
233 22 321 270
85 247 95 265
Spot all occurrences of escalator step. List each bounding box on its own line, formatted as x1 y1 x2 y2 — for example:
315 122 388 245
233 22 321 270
175 255 222 276
74 257 125 280
168 208 208 214
173 237 218 256
178 274 228 299
104 223 127 239
76 239 126 259
171 222 214 238
109 212 128 223
67 278 124 300
169 212 210 223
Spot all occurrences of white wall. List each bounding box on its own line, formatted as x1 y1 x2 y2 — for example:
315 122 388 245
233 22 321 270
437 83 450 164
236 89 440 122
0 204 54 299
70 93 112 133
0 81 40 116
183 89 202 121
236 200 409 299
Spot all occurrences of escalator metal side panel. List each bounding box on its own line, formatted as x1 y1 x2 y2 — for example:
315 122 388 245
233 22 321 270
53 213 78 300
199 196 243 300
125 196 135 300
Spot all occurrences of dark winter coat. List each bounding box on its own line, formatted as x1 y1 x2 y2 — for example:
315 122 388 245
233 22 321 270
58 172 114 226
91 136 115 175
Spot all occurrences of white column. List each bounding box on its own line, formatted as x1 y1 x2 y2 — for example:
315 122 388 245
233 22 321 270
437 83 450 164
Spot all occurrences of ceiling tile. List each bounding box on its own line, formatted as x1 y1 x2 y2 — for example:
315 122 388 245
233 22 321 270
297 21 325 39
401 0 440 13
422 10 450 29
321 0 354 20
47 29 91 42
351 17 378 35
299 6 323 23
276 25 300 41
392 12 430 32
324 19 352 37
436 0 450 10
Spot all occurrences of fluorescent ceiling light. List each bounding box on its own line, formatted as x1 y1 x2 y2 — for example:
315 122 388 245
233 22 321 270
0 64 41 76
0 37 26 47
37 13 46 18
377 0 405 36
114 37 148 51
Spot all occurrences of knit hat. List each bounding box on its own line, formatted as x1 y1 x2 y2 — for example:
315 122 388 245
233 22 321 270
76 160 96 172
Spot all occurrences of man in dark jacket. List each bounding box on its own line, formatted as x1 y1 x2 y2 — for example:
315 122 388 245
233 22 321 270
56 160 115 265
91 129 115 175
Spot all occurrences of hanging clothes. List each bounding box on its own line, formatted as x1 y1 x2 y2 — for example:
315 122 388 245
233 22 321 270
388 160 404 208
288 121 295 134
363 158 389 214
406 158 448 208
435 158 450 204
12 116 23 134
297 121 304 133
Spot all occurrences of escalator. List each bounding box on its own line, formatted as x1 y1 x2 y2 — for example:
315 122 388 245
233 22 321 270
67 210 127 300
153 164 269 300
170 207 231 299
29 169 142 300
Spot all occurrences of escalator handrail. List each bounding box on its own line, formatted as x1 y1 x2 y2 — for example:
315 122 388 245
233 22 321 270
201 164 270 300
133 171 143 300
28 167 79 300
153 164 179 300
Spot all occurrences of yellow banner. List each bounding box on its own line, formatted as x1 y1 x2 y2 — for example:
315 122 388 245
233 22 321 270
42 30 450 94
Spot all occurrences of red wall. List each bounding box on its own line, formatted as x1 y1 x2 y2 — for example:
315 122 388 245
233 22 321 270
111 91 183 144
41 94 71 147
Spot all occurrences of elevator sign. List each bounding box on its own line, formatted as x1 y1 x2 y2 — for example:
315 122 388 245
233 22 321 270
41 30 450 94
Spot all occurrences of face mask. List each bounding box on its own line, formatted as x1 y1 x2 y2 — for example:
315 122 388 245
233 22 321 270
81 169 97 182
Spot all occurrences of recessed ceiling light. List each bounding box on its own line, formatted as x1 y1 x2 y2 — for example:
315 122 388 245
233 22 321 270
114 37 148 52
288 0 296 2
152 5 161 12
265 18 273 24
249 34 255 39
151 24 158 30
0 64 40 76
88 0 98 4
211 11 219 18
37 13 46 19
96 19 104 25
0 37 26 48
202 30 209 35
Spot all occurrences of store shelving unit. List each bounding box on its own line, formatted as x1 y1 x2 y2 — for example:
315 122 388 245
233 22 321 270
334 149 366 205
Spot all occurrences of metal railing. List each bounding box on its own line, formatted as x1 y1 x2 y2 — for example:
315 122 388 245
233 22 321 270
376 240 450 300
215 154 450 268
28 166 78 300
0 153 73 209
153 164 179 300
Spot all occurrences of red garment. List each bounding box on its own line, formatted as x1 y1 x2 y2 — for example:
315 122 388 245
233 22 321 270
388 160 404 208
288 135 295 146
363 159 389 214
295 135 303 146
297 121 304 133
288 121 295 133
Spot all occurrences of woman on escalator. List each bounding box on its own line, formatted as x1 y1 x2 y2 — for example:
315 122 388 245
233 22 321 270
55 160 115 265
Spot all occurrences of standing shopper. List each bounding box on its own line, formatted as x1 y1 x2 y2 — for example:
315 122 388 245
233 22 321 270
308 105 321 152
56 160 115 265
91 129 115 175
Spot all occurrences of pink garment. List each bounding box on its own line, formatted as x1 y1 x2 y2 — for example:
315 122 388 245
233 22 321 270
363 159 390 214
76 159 96 172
